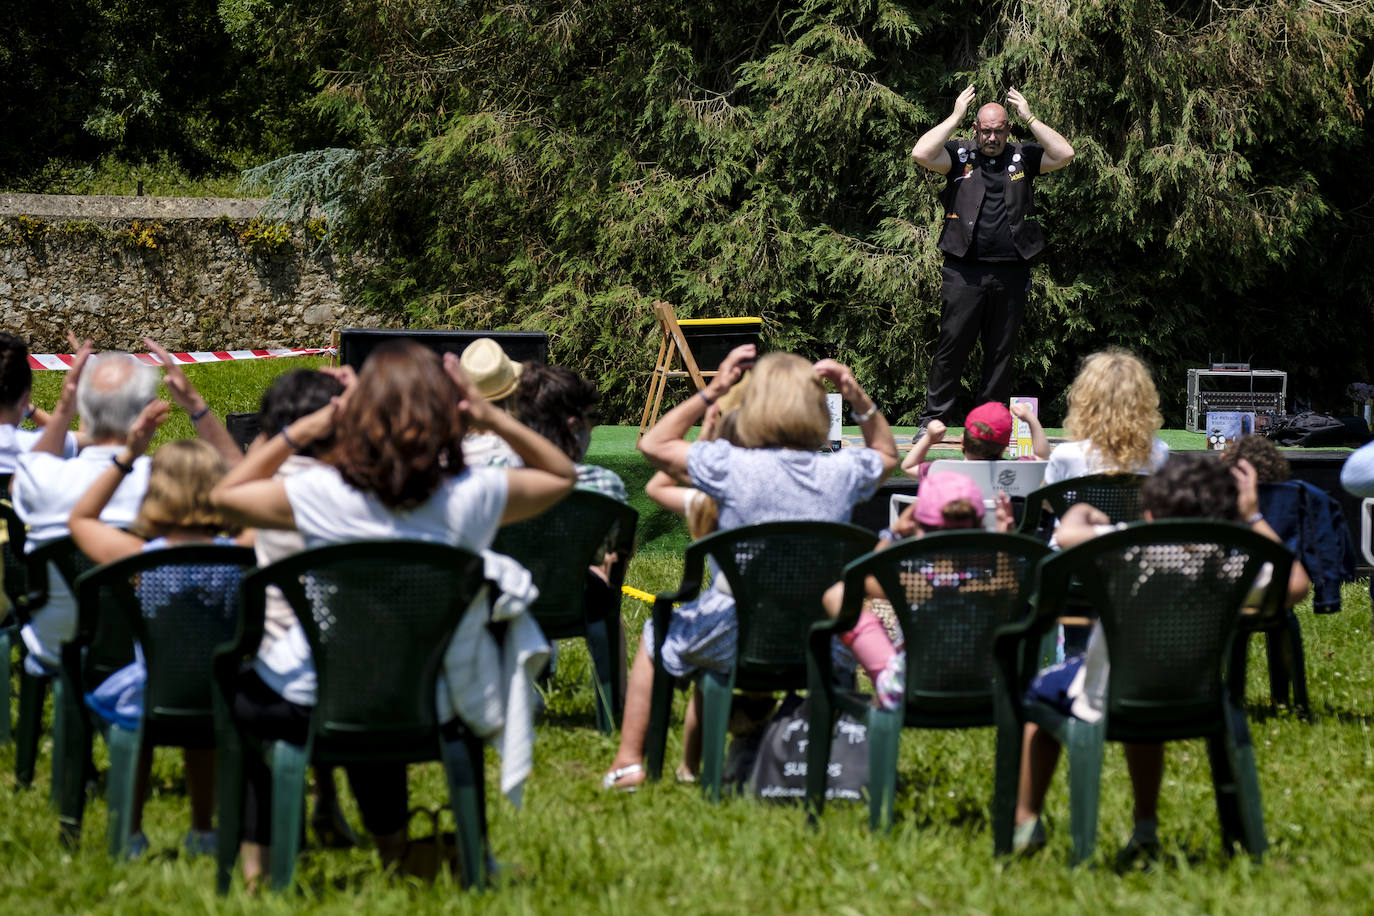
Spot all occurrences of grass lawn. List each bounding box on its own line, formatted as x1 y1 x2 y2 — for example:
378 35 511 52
8 359 1374 912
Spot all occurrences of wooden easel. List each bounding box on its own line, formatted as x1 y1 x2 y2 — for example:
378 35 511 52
638 301 762 439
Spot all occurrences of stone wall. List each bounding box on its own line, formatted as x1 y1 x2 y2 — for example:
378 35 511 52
0 194 378 352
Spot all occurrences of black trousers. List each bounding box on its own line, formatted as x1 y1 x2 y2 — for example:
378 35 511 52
920 259 1031 426
233 668 408 845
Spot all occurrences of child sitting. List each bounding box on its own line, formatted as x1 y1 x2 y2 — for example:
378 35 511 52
68 399 250 858
821 471 1016 710
902 401 1050 481
1012 454 1310 864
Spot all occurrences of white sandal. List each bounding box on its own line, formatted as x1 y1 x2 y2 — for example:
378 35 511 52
601 763 645 793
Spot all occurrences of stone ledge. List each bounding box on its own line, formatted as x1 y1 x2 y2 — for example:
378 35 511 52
0 194 269 220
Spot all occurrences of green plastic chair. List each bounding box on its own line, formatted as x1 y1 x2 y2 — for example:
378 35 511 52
492 490 638 733
1017 473 1146 540
805 531 1050 847
993 520 1295 865
13 537 99 797
643 521 875 801
60 545 257 857
213 540 490 894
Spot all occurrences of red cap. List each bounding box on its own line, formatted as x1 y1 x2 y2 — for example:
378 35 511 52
964 402 1013 448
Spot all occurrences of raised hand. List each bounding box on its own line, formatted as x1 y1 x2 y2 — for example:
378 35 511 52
707 344 757 398
953 84 977 120
925 419 947 443
144 337 206 414
443 351 494 428
1006 87 1033 123
812 359 861 401
1231 457 1261 519
125 399 171 456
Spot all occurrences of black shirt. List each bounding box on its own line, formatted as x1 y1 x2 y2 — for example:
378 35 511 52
942 140 1044 263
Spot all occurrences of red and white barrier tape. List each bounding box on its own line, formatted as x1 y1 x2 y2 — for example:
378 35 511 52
28 348 337 370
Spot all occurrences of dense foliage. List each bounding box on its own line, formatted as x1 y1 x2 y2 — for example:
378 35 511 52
0 0 328 191
14 1 1374 423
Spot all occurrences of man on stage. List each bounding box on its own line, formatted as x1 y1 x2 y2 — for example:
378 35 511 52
911 86 1074 432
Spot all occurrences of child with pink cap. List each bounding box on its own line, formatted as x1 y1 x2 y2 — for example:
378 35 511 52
823 470 1014 710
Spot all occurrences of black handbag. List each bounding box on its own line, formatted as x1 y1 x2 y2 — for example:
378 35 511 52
746 693 869 803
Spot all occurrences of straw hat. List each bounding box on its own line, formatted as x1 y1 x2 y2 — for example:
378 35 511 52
459 338 523 401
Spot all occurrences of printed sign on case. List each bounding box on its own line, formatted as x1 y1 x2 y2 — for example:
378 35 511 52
1010 396 1039 458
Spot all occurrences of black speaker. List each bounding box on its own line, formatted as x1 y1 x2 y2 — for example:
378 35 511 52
338 329 550 372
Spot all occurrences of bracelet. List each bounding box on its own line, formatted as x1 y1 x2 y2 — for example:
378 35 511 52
697 390 716 406
851 402 879 423
280 427 303 451
878 527 902 543
190 405 211 422
1027 115 1039 126
111 455 135 475
1246 512 1264 525
22 404 35 420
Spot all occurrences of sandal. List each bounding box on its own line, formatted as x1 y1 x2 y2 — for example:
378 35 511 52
674 765 698 785
601 763 645 793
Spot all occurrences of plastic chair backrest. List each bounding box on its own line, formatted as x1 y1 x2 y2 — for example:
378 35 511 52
850 531 1050 717
491 490 638 637
244 540 486 754
928 459 1049 499
77 545 256 725
689 521 874 684
1018 472 1145 538
1034 520 1293 730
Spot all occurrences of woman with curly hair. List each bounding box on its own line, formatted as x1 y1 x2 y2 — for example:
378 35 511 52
1043 349 1169 484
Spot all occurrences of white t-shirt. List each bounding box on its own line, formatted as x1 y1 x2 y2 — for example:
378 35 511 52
257 463 509 706
0 424 78 475
13 445 152 665
1043 437 1170 485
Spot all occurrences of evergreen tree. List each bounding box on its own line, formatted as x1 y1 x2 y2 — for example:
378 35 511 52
241 0 1374 424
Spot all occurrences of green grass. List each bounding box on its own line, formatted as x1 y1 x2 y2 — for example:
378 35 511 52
5 585 1374 913
11 360 1374 912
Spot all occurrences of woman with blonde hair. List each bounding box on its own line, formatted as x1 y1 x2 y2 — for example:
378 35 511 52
1043 349 1169 484
69 402 249 858
602 345 899 790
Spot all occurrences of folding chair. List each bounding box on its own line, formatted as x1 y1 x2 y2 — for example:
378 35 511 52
637 301 761 439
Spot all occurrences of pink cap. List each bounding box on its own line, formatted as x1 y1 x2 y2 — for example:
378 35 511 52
915 472 986 528
964 401 1014 448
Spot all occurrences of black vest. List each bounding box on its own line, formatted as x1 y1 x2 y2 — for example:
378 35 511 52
936 141 1046 262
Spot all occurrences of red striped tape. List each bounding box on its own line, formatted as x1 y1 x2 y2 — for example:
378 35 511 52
27 347 336 370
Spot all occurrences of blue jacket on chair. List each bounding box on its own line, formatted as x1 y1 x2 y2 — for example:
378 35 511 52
1258 481 1357 613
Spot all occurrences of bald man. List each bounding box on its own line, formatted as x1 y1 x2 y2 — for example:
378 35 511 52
911 86 1074 433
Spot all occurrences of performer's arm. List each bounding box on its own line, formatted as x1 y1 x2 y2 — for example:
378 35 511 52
1006 88 1074 173
911 84 976 174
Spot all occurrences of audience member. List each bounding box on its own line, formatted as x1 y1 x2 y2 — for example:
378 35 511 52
240 369 360 851
13 339 239 672
1223 434 1355 614
601 345 898 790
1043 350 1168 484
67 401 248 857
0 332 80 472
459 337 525 467
211 340 576 886
517 362 627 501
1012 454 1310 863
